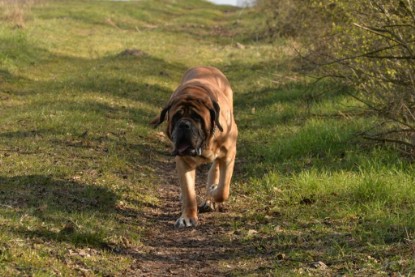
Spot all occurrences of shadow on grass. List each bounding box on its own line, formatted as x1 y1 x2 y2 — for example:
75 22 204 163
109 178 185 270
0 172 166 250
0 69 23 83
0 25 187 107
116 205 410 276
34 0 244 45
0 175 117 247
0 175 116 212
3 53 185 105
233 82 367 179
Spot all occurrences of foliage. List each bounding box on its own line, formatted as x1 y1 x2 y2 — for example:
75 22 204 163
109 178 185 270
255 0 325 39
306 0 415 155
257 0 415 155
0 0 415 275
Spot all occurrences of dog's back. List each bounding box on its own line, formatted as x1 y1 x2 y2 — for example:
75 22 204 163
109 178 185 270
180 66 234 110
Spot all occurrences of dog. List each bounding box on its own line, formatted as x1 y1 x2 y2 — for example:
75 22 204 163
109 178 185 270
151 66 238 228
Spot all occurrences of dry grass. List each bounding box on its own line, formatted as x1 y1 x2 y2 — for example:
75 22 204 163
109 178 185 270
0 0 42 28
1 0 414 275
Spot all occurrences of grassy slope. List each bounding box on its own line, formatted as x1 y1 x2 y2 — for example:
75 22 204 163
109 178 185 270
0 0 414 276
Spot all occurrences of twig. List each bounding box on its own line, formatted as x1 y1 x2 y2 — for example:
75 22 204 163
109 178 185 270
363 135 415 148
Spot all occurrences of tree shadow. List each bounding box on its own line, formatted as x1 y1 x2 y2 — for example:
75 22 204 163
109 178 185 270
35 0 244 46
0 175 116 212
0 175 117 247
3 54 184 104
0 69 23 83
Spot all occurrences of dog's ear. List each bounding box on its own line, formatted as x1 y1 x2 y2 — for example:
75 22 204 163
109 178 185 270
150 105 170 128
210 100 223 132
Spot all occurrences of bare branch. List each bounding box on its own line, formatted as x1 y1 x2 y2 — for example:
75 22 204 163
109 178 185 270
363 135 415 148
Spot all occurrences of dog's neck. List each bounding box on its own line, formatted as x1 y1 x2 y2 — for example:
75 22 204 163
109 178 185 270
199 124 217 156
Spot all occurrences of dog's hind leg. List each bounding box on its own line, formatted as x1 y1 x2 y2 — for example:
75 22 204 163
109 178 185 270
199 161 220 213
209 147 236 204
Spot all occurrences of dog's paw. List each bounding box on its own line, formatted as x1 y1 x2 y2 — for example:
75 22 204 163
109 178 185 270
208 184 218 195
198 200 215 213
174 215 198 228
208 184 228 203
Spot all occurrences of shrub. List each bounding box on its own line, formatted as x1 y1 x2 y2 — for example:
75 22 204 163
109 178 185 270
255 0 327 39
257 0 415 156
307 1 415 155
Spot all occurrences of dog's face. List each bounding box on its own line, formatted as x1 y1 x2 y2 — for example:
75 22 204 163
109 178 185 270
169 102 207 156
151 88 223 156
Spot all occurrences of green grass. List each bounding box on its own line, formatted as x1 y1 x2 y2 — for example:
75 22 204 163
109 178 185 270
1 0 415 275
233 82 415 274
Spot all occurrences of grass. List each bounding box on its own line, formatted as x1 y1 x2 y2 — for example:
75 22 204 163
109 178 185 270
234 82 415 274
1 0 415 276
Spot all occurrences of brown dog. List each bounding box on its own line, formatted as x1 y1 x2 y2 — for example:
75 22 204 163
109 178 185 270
151 66 238 227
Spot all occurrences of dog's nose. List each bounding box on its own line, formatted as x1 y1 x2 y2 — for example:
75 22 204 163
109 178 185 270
179 121 191 129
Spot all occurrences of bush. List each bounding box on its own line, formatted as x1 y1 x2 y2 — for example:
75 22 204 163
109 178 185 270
255 0 327 39
308 1 415 155
258 0 415 156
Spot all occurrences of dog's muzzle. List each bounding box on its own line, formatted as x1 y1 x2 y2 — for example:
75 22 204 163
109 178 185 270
172 120 203 156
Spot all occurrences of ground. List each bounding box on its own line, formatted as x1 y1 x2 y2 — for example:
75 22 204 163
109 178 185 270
127 135 249 276
1 0 415 276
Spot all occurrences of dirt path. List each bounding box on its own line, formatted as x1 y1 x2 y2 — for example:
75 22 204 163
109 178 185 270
123 147 247 276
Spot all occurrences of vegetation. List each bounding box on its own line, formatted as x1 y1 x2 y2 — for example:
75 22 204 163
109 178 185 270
258 0 415 154
309 1 415 155
0 0 414 275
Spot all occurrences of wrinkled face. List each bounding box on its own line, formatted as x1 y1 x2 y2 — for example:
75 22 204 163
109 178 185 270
168 101 211 156
150 87 223 156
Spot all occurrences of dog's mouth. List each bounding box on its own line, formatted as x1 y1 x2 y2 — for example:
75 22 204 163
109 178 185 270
177 142 192 155
172 141 202 156
171 119 204 157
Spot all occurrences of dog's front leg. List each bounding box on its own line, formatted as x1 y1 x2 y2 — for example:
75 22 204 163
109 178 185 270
175 157 198 228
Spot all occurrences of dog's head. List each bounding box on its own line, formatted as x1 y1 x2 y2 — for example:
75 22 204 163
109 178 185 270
151 87 223 156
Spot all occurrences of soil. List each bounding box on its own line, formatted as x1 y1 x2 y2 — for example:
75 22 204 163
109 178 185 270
121 148 247 276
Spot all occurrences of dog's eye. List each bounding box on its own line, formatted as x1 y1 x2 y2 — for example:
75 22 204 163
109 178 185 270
172 113 182 124
190 111 202 122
